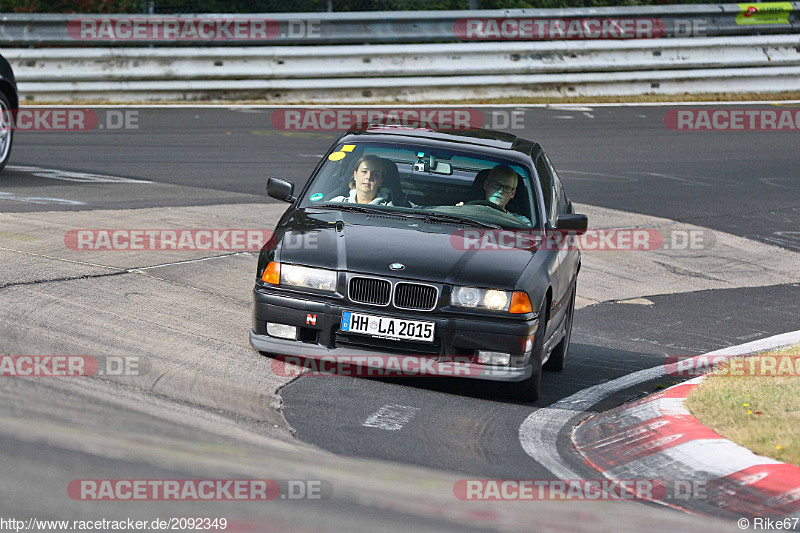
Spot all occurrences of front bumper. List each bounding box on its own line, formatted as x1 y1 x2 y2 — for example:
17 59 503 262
250 287 538 382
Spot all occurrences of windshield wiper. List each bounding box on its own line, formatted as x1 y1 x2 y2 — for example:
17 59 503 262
307 204 502 229
307 204 389 216
404 211 502 229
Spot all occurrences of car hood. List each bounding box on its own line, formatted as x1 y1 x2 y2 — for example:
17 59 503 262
276 209 535 288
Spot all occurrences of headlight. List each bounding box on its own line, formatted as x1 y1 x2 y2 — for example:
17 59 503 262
483 289 508 310
452 286 511 311
452 287 532 314
279 264 337 292
452 286 482 307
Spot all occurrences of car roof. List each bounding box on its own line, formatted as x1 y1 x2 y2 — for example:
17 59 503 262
341 123 538 160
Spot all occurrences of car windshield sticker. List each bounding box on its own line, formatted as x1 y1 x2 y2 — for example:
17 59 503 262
328 144 356 161
310 192 324 201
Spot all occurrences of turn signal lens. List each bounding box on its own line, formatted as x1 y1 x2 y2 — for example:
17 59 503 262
509 291 532 314
262 261 281 284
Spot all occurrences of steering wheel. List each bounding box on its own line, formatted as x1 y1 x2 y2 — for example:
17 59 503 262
465 199 506 212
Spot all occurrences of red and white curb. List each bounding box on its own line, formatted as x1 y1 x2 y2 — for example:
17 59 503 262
572 375 800 519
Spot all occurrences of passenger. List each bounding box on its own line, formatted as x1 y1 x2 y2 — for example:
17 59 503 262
330 155 393 205
458 164 531 225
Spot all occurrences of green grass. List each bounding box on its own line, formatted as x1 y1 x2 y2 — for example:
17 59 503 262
685 344 800 466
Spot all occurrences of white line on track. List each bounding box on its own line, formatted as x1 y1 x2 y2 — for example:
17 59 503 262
7 165 152 184
548 106 594 112
0 191 86 205
130 252 250 271
519 329 800 480
363 404 421 431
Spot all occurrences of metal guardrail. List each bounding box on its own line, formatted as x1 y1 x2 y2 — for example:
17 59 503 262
3 5 799 102
6 35 800 81
5 35 800 102
1 4 799 46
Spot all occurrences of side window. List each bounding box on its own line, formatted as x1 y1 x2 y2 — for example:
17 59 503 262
545 155 570 216
534 156 552 224
556 183 569 214
535 155 557 226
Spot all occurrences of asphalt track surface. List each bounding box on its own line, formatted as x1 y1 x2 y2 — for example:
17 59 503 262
7 105 800 250
3 105 799 530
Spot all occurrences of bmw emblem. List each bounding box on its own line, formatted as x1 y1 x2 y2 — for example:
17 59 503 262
389 263 405 271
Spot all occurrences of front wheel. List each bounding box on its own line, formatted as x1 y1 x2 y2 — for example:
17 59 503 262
507 299 546 403
0 92 13 173
543 284 575 372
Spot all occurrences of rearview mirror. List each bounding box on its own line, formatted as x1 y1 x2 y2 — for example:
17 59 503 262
267 177 296 203
555 214 588 234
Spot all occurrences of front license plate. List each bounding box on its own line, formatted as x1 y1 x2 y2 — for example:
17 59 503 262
341 311 435 343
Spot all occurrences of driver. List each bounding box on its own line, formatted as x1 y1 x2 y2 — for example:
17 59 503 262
459 164 531 225
330 155 393 205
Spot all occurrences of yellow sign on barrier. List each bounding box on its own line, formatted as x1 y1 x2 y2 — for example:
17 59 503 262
736 2 793 25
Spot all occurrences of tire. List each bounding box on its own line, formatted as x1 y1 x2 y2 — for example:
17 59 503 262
543 284 575 372
508 298 547 403
0 92 13 173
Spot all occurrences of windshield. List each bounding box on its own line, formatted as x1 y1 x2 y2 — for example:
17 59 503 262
298 141 539 229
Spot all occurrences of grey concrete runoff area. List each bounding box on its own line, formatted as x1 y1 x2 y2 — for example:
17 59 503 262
2 105 799 530
1 199 790 530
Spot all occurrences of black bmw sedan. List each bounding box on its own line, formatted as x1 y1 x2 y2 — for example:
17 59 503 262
250 124 587 402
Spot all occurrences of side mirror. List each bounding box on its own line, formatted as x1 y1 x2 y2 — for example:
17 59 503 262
267 177 296 203
555 214 588 234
